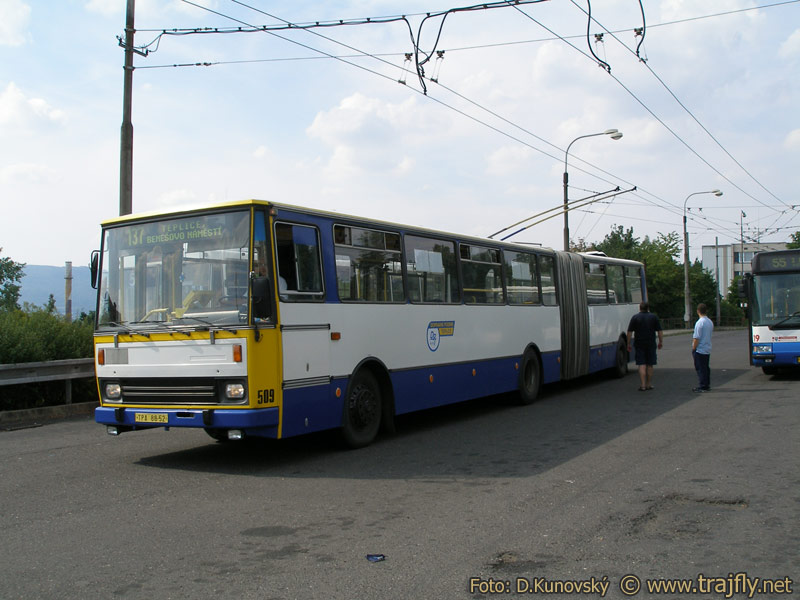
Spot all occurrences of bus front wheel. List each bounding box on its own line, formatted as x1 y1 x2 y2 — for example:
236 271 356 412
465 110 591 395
341 370 382 448
517 350 541 405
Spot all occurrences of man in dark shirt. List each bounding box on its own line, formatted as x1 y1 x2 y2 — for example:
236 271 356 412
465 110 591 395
626 301 664 391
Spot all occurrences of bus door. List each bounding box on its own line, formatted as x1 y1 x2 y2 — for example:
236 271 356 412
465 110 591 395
272 221 331 434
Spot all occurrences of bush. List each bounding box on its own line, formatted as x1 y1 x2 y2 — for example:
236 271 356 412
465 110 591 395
0 308 95 410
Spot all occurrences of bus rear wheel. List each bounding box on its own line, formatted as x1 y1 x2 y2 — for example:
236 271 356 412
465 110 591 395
517 349 541 405
611 337 629 378
341 370 382 448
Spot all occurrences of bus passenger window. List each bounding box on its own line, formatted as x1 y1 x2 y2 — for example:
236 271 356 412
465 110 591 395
606 264 624 304
334 225 404 303
539 255 557 305
404 235 460 304
625 266 643 304
504 251 539 305
274 223 324 301
460 244 504 304
585 262 608 305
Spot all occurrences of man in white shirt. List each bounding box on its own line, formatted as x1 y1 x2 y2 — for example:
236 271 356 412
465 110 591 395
691 303 714 392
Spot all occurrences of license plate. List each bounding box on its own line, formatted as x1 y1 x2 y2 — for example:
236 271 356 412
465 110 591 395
134 413 168 424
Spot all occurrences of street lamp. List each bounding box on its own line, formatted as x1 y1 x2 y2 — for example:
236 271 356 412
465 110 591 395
563 129 623 251
683 189 723 328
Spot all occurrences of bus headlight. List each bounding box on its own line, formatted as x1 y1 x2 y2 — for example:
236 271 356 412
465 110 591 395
753 344 773 354
105 383 122 400
225 383 246 400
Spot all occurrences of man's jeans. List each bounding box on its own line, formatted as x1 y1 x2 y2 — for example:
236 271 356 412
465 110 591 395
693 350 710 389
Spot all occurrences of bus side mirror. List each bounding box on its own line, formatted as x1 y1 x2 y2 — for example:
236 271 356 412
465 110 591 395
251 275 273 321
737 274 751 299
90 251 100 289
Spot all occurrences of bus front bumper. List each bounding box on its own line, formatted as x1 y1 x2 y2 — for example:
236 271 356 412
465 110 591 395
95 406 280 438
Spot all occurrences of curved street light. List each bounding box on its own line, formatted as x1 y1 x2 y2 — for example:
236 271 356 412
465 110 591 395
563 129 623 251
683 189 723 327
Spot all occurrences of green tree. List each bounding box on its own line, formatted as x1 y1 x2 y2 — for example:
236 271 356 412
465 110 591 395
594 225 641 260
688 261 719 316
586 225 719 322
787 231 800 250
0 249 25 312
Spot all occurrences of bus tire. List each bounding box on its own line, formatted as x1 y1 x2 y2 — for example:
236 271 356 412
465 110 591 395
517 349 541 405
341 369 382 448
611 337 628 378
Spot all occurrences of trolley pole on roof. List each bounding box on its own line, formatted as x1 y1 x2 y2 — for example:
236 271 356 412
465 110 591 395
119 0 135 216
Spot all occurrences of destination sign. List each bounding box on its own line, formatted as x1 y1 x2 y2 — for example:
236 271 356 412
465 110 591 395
117 217 228 250
753 251 800 273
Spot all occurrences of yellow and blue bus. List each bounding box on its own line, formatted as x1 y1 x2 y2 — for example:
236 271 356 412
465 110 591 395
92 200 646 447
740 249 800 374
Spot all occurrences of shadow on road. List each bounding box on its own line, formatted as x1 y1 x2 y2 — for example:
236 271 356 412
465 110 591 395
136 363 749 479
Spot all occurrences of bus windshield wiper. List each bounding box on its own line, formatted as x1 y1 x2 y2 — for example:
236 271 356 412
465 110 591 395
173 315 238 334
106 321 151 337
770 311 800 329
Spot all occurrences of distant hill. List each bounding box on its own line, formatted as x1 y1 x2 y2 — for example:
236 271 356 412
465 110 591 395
18 265 96 316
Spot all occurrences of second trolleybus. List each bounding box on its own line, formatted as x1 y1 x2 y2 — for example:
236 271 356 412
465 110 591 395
91 200 646 447
739 248 800 373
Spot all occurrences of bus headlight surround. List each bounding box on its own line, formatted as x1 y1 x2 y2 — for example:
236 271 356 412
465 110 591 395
753 344 773 354
105 383 122 401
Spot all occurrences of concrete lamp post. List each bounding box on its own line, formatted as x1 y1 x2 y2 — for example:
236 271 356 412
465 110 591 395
563 129 623 251
683 189 723 327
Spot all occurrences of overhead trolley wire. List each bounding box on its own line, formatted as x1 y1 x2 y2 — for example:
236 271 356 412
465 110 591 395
568 0 791 211
160 0 788 244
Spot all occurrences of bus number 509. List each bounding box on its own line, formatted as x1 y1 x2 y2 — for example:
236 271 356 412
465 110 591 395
257 389 275 405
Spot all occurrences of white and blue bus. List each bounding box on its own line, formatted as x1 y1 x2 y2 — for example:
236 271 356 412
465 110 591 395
91 200 646 447
740 249 800 373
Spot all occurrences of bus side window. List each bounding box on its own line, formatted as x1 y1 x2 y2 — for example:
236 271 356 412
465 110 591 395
585 262 608 305
606 264 624 304
504 250 539 305
539 255 557 306
625 266 643 304
404 235 460 304
333 225 404 303
274 222 324 302
460 244 504 304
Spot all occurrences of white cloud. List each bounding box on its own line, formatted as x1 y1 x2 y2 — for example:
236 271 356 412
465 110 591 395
158 188 198 207
779 29 800 59
486 146 534 176
83 0 119 17
0 82 65 130
307 93 428 176
0 0 30 46
0 162 54 184
785 129 800 150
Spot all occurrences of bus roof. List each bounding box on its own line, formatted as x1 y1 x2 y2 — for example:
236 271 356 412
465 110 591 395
99 199 643 267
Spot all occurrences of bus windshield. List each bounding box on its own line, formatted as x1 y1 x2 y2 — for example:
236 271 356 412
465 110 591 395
97 211 254 330
751 272 800 327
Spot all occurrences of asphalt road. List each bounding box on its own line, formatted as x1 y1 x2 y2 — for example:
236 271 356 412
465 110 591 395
1 329 797 600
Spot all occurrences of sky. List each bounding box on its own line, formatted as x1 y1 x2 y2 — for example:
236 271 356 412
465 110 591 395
1 0 799 268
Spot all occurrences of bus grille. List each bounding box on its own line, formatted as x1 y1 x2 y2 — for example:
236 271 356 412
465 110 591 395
117 378 219 405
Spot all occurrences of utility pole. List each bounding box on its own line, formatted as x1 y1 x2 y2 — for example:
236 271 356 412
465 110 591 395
119 0 135 216
714 238 721 326
65 261 73 323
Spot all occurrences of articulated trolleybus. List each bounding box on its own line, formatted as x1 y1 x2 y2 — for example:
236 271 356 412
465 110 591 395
92 200 645 447
740 249 800 373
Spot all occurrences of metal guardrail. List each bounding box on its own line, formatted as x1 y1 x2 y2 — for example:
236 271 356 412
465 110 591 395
0 358 95 404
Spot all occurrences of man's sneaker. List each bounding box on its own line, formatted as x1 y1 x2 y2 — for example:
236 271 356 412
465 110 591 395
692 387 707 393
